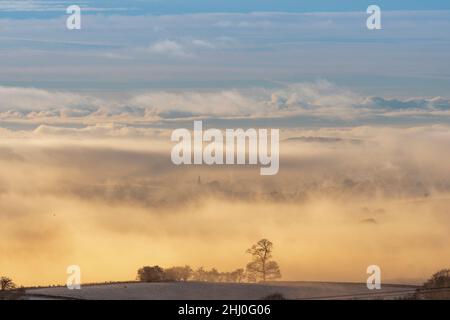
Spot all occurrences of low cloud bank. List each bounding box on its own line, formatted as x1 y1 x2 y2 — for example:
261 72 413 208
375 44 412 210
2 82 450 127
1 125 450 286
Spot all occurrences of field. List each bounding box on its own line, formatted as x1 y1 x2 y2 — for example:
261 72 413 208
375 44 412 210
22 281 417 300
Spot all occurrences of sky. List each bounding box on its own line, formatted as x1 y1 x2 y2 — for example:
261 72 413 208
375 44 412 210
0 0 448 96
1 0 450 16
0 1 449 128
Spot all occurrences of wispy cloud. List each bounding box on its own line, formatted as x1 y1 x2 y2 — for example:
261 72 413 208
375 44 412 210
0 0 73 12
0 0 127 13
148 40 192 58
0 11 449 92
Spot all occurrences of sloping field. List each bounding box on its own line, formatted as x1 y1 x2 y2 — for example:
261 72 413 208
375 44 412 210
24 281 417 300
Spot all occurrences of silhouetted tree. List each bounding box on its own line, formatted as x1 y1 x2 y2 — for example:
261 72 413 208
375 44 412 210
0 277 16 291
136 263 260 284
192 267 208 281
246 239 281 282
137 266 165 282
179 265 193 281
230 269 245 283
192 267 226 282
164 266 193 281
207 268 221 282
414 269 450 300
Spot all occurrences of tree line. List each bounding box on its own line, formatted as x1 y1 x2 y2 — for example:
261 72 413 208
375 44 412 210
412 269 450 300
137 239 282 283
137 265 247 283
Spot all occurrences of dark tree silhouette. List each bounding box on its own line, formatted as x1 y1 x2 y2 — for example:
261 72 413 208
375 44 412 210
230 269 245 283
192 267 207 281
206 268 220 282
246 239 281 282
0 277 16 291
164 266 193 281
414 269 450 300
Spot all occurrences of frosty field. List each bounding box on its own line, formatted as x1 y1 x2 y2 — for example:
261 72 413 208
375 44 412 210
23 281 417 300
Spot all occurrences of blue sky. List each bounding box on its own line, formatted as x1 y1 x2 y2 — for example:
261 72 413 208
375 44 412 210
1 1 450 18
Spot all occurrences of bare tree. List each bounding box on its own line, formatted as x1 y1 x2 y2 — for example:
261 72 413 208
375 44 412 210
0 277 16 291
230 268 245 283
176 265 193 281
414 269 450 300
192 267 208 282
246 239 281 282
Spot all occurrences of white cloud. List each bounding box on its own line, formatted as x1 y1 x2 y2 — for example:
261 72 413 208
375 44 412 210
191 39 215 49
0 0 69 12
148 40 191 58
0 0 126 12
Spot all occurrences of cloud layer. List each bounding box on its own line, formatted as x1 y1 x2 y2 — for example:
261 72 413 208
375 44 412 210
1 82 450 128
